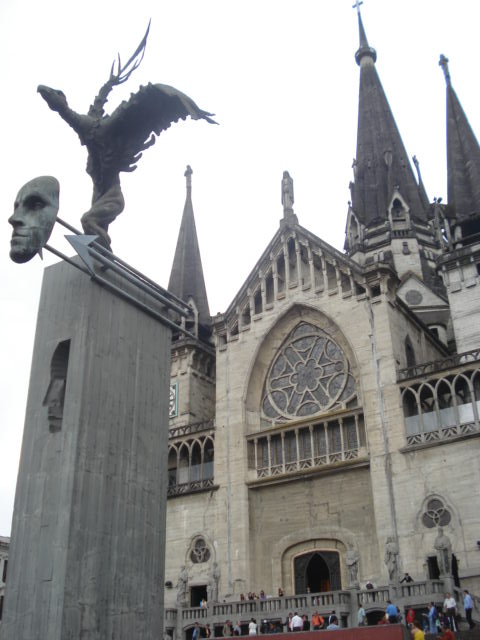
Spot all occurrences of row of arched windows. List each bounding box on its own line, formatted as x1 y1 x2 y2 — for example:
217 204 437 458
168 436 214 489
401 368 480 437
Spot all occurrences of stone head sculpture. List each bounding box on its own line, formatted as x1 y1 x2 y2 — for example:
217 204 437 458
9 176 59 263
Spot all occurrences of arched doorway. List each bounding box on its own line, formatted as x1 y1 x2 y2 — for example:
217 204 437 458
294 551 341 594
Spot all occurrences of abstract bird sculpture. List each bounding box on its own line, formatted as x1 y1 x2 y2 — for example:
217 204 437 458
38 23 216 249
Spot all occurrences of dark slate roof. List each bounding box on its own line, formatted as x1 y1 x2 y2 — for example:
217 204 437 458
168 167 211 326
350 12 428 226
441 55 480 223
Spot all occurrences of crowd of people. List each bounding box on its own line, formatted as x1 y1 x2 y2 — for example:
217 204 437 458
194 610 342 638
191 587 475 637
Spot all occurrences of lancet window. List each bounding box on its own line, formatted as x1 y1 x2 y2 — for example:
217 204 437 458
400 364 480 446
168 435 215 497
248 409 365 479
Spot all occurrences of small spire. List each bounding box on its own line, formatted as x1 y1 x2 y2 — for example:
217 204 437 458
185 164 193 190
168 164 210 327
354 1 377 66
439 54 451 86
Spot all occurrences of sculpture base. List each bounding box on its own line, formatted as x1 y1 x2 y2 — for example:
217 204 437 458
1 259 171 640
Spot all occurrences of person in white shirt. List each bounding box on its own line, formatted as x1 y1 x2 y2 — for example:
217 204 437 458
291 612 303 632
357 603 367 626
443 593 457 631
248 618 258 636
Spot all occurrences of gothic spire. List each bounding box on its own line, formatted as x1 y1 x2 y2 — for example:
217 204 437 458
441 54 480 227
168 165 211 327
350 9 429 225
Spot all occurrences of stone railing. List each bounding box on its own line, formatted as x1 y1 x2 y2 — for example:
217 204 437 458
167 478 216 498
169 419 215 439
397 348 480 381
167 581 465 639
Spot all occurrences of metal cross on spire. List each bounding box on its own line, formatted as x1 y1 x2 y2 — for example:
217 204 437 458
439 54 451 86
352 0 363 15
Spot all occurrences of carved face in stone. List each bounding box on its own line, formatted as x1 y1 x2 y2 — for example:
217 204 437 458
9 176 59 263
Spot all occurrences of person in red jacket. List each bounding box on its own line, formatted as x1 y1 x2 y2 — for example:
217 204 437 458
406 607 415 627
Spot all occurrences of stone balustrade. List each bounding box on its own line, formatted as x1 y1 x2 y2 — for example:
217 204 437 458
165 581 465 639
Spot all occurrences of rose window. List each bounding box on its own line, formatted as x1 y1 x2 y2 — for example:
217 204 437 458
262 322 356 421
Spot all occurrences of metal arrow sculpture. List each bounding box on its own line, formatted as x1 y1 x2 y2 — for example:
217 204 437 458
37 22 217 249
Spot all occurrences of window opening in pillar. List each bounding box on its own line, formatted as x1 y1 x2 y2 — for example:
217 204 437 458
42 339 70 433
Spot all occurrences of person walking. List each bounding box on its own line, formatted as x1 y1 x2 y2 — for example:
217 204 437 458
248 618 258 636
464 589 475 630
443 592 457 631
357 603 367 626
422 602 437 635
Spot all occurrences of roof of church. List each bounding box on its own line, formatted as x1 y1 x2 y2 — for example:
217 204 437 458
440 55 480 224
168 166 211 326
350 10 429 226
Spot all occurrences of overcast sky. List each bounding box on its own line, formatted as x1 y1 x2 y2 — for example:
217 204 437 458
1 0 479 535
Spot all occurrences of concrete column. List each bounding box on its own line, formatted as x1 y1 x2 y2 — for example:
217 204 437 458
1 260 170 640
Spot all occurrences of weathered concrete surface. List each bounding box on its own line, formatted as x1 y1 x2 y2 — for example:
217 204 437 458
1 259 170 640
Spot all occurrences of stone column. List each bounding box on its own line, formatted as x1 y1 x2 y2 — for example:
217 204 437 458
1 259 170 640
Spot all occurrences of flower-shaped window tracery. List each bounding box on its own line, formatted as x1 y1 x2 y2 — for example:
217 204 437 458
262 322 356 421
190 537 211 564
422 498 452 528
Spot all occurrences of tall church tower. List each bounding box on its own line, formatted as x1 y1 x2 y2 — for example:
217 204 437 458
167 166 215 429
345 7 442 295
436 56 480 351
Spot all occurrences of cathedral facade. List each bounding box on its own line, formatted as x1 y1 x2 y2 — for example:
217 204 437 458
164 10 480 635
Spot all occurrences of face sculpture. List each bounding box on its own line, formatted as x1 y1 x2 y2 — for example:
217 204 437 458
9 176 59 263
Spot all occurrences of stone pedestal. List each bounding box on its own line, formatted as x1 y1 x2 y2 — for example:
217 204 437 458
1 259 171 640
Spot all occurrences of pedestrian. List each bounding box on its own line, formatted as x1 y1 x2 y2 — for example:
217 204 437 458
357 602 367 626
205 623 211 639
386 600 398 623
291 612 303 632
326 616 340 630
302 614 310 631
233 621 242 636
193 622 200 640
223 620 233 637
438 625 455 640
442 592 457 631
248 618 258 636
422 602 437 635
285 612 293 632
400 573 414 584
410 619 425 640
312 611 324 630
464 589 475 630
406 606 415 628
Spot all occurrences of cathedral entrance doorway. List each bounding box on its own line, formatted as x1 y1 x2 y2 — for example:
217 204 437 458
294 551 341 594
